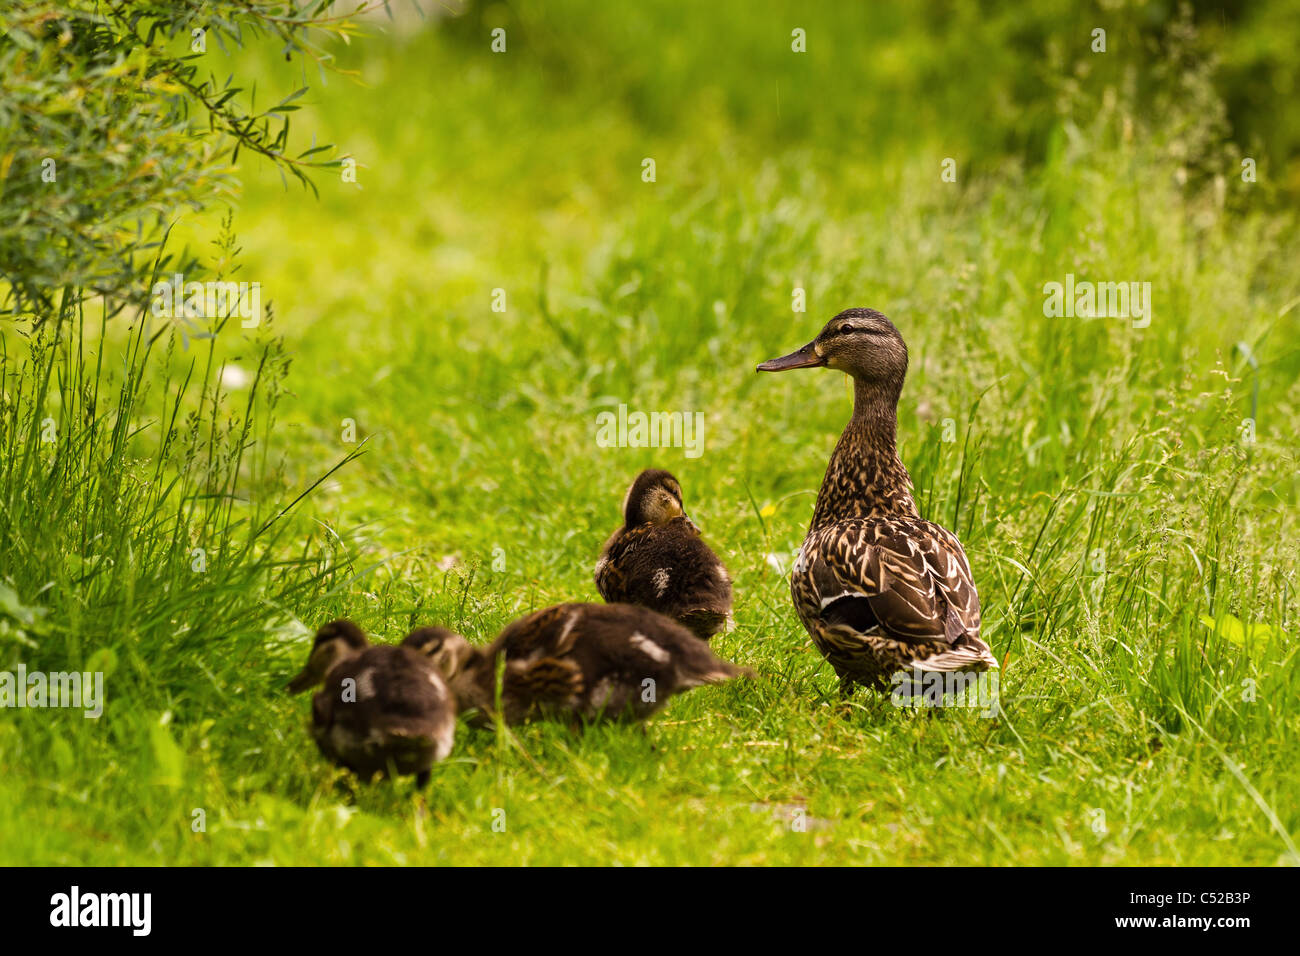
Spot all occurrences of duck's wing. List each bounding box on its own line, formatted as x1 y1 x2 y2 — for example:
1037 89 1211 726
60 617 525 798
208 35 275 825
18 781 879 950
503 656 585 707
493 605 577 657
587 603 751 685
486 605 586 715
804 517 990 668
595 525 665 604
595 521 732 619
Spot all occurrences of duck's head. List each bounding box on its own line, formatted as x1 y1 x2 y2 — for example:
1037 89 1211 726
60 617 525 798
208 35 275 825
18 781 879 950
622 468 694 529
287 619 368 694
757 308 908 398
402 626 479 685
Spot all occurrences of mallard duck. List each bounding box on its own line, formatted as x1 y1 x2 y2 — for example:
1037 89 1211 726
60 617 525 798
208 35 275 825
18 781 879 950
757 308 996 695
287 619 457 787
594 468 733 640
404 602 750 725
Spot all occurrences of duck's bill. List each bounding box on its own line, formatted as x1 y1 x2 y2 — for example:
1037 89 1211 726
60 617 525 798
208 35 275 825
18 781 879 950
756 341 822 372
286 666 318 695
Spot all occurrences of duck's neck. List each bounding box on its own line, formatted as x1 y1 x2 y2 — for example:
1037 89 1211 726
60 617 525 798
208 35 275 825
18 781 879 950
809 378 916 529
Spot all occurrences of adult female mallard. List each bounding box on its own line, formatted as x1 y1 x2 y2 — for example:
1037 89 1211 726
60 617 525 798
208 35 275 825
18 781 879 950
404 602 749 725
757 308 996 695
287 619 457 787
594 468 733 640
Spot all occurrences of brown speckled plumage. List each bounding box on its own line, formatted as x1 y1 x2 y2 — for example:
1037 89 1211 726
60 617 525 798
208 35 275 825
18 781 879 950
407 603 750 726
595 469 733 640
758 308 996 693
287 620 456 787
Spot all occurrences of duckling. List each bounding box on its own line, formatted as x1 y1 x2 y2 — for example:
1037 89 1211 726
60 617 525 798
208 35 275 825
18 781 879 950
286 619 457 787
757 308 996 695
594 468 733 640
404 603 750 725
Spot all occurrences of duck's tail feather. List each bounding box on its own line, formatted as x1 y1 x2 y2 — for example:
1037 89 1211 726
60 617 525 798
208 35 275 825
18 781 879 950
910 641 998 672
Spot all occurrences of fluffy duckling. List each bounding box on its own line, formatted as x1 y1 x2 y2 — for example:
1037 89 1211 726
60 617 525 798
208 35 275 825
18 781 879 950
594 468 733 640
757 309 997 695
404 603 750 725
287 619 457 787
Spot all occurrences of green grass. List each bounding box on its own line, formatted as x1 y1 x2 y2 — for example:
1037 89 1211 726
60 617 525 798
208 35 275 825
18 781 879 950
1 2 1298 865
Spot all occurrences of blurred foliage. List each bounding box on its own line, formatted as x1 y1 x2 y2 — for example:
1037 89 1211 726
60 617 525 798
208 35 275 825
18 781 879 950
439 0 1297 193
2 0 1293 324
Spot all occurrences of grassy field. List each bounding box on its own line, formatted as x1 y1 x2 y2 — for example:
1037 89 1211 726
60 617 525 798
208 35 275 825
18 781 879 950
1 2 1298 865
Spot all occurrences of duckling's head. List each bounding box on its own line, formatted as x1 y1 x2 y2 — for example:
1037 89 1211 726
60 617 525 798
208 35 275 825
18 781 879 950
287 619 368 694
402 626 479 684
622 468 690 528
757 308 908 399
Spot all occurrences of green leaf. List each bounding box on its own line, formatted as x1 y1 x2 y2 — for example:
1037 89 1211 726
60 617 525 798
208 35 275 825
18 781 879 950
85 647 119 679
1199 614 1285 651
0 583 48 631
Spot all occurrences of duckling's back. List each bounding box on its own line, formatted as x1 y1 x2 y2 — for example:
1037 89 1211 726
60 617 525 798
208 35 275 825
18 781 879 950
595 518 733 640
492 602 748 722
311 645 456 779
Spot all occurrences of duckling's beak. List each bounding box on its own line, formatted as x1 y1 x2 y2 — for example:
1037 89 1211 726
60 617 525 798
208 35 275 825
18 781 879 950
286 664 322 695
757 340 823 372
